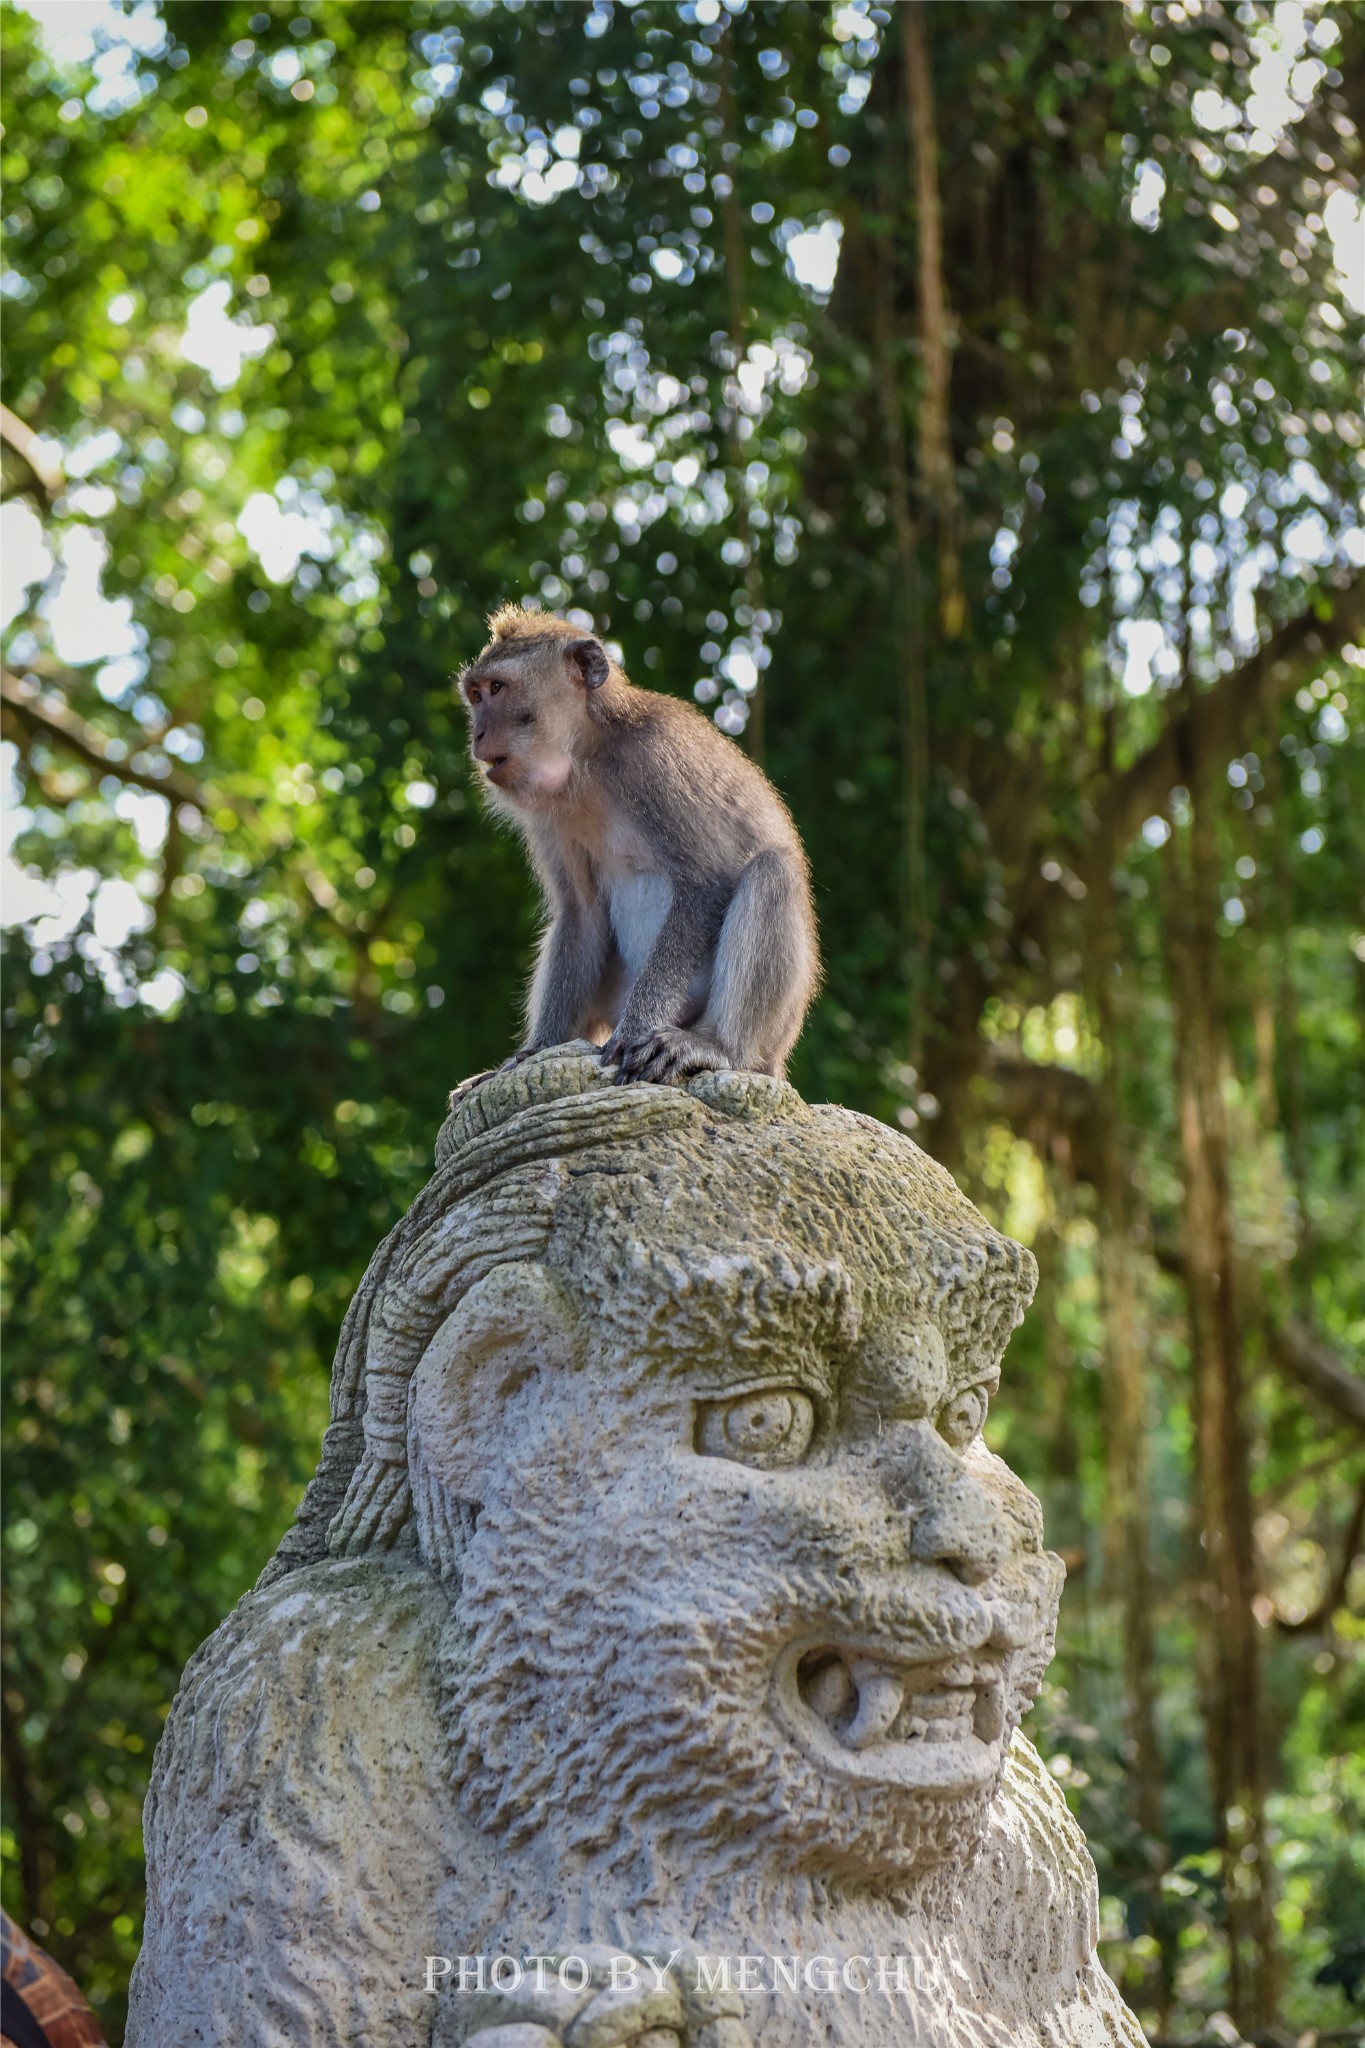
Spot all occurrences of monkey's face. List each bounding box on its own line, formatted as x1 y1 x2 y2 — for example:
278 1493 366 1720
463 657 574 809
462 636 607 812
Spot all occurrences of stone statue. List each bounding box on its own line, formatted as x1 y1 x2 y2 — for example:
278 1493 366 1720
127 1051 1145 2048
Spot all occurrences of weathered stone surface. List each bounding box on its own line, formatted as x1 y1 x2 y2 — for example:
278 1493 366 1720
127 1049 1146 2048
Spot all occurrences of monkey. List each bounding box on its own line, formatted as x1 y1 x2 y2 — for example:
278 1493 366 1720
458 604 819 1086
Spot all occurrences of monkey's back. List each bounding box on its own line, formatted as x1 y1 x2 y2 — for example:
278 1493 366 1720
595 685 807 888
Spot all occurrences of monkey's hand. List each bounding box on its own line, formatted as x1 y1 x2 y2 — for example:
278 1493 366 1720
455 1946 752 2047
602 1026 728 1088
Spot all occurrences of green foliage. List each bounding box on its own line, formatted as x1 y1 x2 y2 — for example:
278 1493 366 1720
2 2 1362 2039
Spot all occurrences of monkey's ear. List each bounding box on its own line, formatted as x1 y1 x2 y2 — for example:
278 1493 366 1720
565 637 609 690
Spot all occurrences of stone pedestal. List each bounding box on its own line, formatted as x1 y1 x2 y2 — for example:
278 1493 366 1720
128 1050 1146 2048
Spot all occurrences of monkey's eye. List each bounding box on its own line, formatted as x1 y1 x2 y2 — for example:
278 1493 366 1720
466 686 481 705
937 1383 991 1451
696 1388 816 1469
488 678 504 696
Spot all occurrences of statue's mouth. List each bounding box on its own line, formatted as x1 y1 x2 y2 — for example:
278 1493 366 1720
771 1641 1007 1793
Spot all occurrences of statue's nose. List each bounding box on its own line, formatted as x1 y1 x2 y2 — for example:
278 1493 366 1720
885 1422 1005 1587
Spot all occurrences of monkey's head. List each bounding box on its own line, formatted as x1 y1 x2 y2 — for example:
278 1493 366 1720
459 605 615 812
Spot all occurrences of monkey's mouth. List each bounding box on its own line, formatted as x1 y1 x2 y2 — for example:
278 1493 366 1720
771 1641 1006 1793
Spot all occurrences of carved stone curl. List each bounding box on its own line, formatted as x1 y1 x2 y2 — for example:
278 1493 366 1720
127 1049 1146 2048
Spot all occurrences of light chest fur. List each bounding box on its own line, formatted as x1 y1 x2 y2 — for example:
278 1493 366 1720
607 869 674 979
531 796 676 982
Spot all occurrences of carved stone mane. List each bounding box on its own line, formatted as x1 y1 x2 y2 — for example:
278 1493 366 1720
128 1050 1146 2048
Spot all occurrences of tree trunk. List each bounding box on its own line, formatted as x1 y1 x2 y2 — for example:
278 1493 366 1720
1265 744 1312 1299
902 3 963 640
1086 866 1174 2019
718 22 765 768
871 149 928 1074
1164 666 1275 2029
0 1699 52 1931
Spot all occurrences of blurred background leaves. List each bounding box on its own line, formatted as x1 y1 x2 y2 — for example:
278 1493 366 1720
1 0 1361 2039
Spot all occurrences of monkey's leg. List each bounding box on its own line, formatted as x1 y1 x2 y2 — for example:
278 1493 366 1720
700 847 817 1077
603 888 729 1085
580 947 627 1047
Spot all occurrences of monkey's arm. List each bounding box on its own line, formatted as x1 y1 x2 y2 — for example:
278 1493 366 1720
523 880 614 1053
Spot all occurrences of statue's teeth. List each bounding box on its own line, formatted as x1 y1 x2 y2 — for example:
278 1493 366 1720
842 1665 906 1750
804 1657 855 1726
797 1648 1005 1752
974 1681 1006 1743
916 1689 967 1716
924 1715 973 1744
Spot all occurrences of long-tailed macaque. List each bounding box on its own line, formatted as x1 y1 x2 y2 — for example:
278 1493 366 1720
459 605 819 1085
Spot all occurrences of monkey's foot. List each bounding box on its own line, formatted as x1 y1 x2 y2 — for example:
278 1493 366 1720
604 1027 728 1087
447 1067 498 1109
498 1044 545 1072
449 1050 536 1109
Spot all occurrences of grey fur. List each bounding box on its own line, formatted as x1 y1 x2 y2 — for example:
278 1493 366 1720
461 609 820 1084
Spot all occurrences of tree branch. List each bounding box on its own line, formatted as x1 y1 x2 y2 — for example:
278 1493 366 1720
0 402 64 500
1005 577 1365 958
981 1045 1105 1186
3 665 344 920
3 665 205 805
1267 1315 1365 1434
985 1054 1365 1437
1090 576 1365 882
1156 1240 1364 1434
1276 1478 1365 1633
58 1581 140 1735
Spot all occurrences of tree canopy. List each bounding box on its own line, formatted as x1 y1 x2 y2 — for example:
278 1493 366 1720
2 2 1362 2040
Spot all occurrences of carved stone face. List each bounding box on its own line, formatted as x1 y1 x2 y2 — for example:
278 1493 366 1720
410 1081 1061 1895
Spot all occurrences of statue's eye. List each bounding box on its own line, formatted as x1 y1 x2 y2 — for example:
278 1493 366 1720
697 1388 816 1469
937 1383 990 1451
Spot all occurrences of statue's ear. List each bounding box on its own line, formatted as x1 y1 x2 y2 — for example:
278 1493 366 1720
565 636 609 690
409 1263 578 1501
